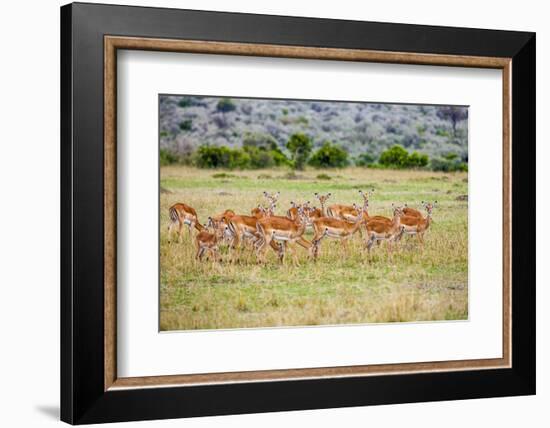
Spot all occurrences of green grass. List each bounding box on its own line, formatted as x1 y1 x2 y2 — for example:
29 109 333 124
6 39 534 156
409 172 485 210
160 166 468 331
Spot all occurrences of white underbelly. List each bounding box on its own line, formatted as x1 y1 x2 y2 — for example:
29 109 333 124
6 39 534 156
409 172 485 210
272 234 292 241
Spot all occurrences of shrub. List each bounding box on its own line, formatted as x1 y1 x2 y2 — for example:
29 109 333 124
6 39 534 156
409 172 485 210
159 149 179 166
179 119 192 131
270 149 292 167
316 173 331 180
379 145 410 168
378 145 429 169
216 98 236 113
407 151 429 168
194 145 250 169
308 141 349 168
355 153 376 167
430 157 468 172
286 133 313 170
242 146 275 169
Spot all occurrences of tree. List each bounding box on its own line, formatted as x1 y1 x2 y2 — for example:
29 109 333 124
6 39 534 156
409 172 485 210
436 106 468 137
308 141 349 168
286 133 313 170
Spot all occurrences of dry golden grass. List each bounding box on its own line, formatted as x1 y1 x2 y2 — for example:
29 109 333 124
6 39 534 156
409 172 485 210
160 166 468 330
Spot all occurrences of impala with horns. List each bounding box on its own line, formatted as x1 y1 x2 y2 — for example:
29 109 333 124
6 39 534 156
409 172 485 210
167 202 204 243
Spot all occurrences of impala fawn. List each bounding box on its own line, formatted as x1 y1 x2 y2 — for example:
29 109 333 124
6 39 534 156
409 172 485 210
195 217 225 262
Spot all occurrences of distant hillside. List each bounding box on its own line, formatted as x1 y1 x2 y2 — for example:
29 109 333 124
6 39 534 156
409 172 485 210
159 95 468 162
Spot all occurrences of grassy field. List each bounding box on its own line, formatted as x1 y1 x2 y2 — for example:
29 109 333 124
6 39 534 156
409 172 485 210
160 166 468 331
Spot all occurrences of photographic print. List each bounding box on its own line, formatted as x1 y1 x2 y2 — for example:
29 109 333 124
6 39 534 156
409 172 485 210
159 95 468 331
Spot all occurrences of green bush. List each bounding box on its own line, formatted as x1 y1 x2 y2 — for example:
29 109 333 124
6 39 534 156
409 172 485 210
355 153 376 167
308 141 349 168
242 146 275 169
378 145 429 169
271 149 292 167
195 145 250 169
286 133 313 170
159 149 179 166
379 145 410 168
407 151 429 168
430 157 468 172
216 98 236 113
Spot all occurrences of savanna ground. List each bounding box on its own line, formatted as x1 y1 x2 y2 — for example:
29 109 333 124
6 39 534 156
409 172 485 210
160 166 468 331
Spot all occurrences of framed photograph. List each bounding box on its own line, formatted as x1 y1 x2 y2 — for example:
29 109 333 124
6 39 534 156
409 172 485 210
61 2 535 424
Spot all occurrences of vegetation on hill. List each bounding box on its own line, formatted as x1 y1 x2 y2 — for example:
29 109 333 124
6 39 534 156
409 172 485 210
160 95 468 171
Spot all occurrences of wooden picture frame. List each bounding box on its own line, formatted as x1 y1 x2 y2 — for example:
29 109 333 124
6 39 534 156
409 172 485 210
61 2 535 424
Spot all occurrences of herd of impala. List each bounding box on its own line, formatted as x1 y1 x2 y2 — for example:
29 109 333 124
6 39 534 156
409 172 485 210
167 190 436 265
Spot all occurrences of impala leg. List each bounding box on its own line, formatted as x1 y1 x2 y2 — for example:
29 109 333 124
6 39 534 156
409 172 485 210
289 243 299 266
255 235 268 264
167 221 174 243
231 233 241 263
212 247 222 263
177 221 184 243
196 246 206 261
418 233 425 252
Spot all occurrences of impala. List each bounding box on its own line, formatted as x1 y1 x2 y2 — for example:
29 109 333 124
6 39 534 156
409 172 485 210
310 206 365 259
211 209 236 223
195 218 224 262
225 213 283 261
326 189 373 221
364 205 404 258
167 202 204 243
286 200 312 221
255 208 311 265
263 191 280 206
314 192 331 216
402 203 423 218
398 201 436 246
